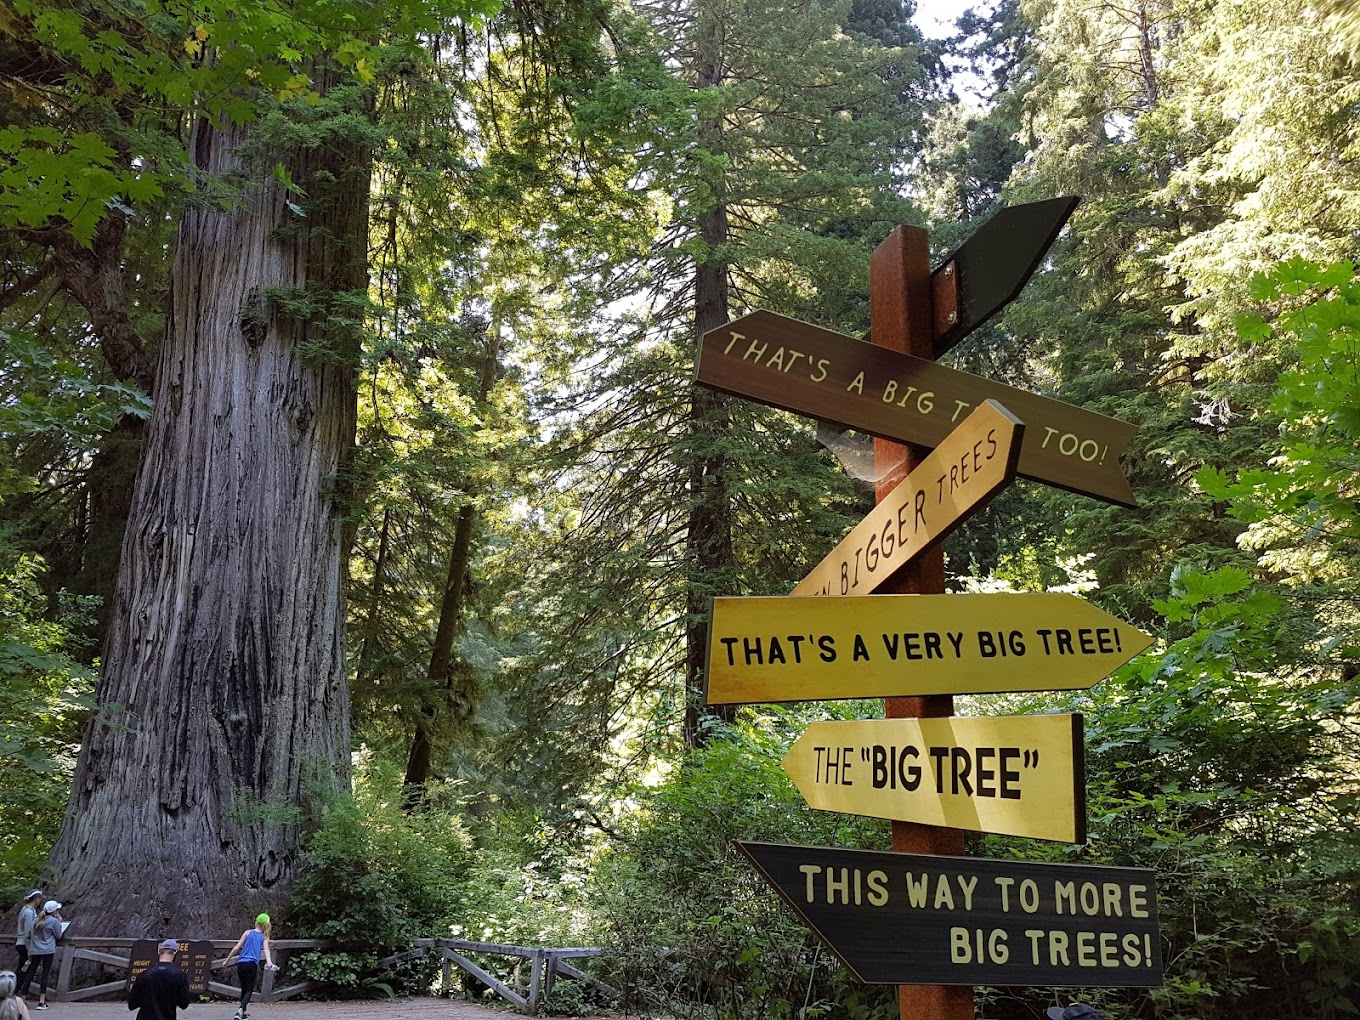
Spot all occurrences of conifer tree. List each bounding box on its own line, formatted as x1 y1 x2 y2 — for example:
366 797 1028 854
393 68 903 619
529 0 939 754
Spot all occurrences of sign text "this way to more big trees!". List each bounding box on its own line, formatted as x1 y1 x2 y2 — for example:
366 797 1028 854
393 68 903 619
739 843 1162 988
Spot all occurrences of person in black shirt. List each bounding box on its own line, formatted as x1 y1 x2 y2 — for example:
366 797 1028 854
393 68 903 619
128 940 191 1020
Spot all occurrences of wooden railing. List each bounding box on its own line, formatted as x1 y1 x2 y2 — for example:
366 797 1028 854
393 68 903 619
438 938 619 1014
52 938 325 1004
44 937 618 1015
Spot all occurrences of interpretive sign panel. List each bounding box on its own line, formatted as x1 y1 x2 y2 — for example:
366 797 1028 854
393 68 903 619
738 842 1162 987
127 940 156 990
782 715 1086 843
126 939 213 993
704 591 1153 704
695 311 1137 506
792 400 1022 597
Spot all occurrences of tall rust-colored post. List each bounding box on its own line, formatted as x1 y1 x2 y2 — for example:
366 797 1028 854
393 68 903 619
870 226 974 1020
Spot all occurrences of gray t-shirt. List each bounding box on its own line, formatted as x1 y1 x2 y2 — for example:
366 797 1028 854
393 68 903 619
28 915 61 954
15 904 36 947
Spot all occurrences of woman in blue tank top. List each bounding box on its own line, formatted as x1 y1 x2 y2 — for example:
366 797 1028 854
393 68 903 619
224 914 277 1020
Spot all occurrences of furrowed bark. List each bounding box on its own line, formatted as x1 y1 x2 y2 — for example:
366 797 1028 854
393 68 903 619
46 75 368 933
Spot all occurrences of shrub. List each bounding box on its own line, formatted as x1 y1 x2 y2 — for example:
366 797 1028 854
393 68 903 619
288 755 474 995
586 715 899 1020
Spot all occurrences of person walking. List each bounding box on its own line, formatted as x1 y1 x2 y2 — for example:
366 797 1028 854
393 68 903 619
0 969 32 1020
223 914 278 1020
127 939 191 1020
16 901 62 1009
12 892 41 972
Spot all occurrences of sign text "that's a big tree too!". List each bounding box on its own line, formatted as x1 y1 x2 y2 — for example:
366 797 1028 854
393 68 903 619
695 311 1137 507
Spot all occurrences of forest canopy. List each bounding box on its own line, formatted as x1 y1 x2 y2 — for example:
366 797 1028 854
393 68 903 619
1 0 1358 1017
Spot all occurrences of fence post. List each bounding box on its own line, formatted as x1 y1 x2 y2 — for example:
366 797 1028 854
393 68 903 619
527 950 545 1015
56 946 74 999
543 953 558 1000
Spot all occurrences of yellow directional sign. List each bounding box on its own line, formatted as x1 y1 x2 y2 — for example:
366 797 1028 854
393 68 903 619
705 592 1153 705
783 715 1086 843
794 400 1023 597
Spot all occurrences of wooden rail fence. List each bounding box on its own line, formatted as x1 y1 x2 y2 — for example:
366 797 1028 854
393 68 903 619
438 938 619 1014
32 937 618 1015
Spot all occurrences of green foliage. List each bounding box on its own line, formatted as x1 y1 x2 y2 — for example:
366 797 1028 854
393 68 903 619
994 0 1360 621
1197 260 1360 588
587 717 897 1020
0 333 151 446
0 125 161 246
288 755 474 994
0 551 97 898
0 322 120 896
451 809 596 947
999 565 1360 1019
0 0 502 244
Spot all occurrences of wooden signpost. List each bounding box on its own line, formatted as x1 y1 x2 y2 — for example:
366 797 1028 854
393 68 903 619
694 310 1137 507
736 842 1163 987
781 715 1086 843
705 591 1153 704
695 199 1157 1017
792 399 1022 596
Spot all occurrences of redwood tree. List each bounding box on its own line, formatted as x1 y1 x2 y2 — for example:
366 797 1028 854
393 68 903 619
6 0 493 931
47 80 370 930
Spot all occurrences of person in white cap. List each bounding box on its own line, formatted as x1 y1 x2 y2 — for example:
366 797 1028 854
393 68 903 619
16 902 62 1009
12 892 42 972
128 939 191 1020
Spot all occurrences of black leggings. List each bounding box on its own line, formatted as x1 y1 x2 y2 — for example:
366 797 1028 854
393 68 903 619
19 952 53 997
13 944 27 971
237 961 258 1010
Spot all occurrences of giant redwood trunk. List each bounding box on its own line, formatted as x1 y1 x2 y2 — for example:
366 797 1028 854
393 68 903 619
46 87 367 934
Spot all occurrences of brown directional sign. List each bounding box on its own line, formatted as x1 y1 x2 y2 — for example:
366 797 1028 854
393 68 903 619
930 197 1080 355
782 715 1086 843
695 310 1137 506
738 842 1162 987
793 400 1021 597
704 591 1153 704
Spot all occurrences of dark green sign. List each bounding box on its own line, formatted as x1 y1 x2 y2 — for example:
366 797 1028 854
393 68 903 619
738 842 1162 987
931 197 1080 355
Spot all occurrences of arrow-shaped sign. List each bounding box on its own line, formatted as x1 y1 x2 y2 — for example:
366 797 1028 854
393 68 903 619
695 310 1137 506
737 842 1163 987
929 196 1080 355
705 591 1153 704
794 399 1022 598
781 715 1086 843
